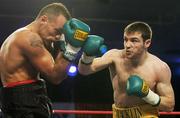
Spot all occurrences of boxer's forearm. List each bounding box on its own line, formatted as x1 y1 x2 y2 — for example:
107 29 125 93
78 60 94 75
158 96 175 111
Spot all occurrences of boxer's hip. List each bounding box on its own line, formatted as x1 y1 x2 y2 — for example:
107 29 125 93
0 79 52 117
112 104 159 118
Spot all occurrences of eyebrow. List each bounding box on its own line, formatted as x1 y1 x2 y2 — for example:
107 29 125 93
130 37 139 40
124 37 139 41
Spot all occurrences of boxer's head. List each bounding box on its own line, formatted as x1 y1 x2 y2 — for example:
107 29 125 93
36 3 71 41
124 21 152 41
123 22 152 59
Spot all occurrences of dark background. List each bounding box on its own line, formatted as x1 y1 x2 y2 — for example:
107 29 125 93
0 0 180 113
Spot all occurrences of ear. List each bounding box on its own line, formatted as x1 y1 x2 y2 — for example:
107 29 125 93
144 39 151 48
40 15 48 24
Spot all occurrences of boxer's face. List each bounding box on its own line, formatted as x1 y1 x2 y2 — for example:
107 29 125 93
40 14 67 42
123 31 150 59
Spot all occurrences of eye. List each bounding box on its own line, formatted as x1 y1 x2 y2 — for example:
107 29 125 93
131 38 139 43
55 28 64 34
124 38 128 42
132 39 137 42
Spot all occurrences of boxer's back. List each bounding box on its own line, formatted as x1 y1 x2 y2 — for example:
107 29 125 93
0 28 38 86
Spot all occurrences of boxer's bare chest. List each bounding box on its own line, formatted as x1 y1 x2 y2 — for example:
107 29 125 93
111 58 157 89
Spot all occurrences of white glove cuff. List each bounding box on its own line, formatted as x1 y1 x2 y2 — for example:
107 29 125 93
63 44 81 62
66 44 81 54
142 89 161 106
60 34 65 41
81 53 95 64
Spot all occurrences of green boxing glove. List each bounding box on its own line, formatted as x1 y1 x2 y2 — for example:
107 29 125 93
126 75 161 106
81 35 107 64
63 18 90 61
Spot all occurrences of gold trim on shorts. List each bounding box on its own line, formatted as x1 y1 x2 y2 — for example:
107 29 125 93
112 104 159 118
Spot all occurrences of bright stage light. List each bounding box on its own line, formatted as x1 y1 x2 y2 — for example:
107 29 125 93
67 64 78 77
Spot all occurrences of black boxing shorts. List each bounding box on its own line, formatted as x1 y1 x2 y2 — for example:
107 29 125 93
0 79 52 118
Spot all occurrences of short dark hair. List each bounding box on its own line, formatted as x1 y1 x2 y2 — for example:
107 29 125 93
36 3 71 20
124 21 152 41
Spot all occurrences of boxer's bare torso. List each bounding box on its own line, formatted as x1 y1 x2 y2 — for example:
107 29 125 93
109 49 162 107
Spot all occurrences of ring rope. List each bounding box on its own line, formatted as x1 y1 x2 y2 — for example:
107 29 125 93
53 110 180 115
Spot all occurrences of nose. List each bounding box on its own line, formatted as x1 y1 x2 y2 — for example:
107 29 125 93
124 41 131 48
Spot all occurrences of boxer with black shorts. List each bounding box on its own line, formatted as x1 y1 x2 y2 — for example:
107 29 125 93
0 2 90 118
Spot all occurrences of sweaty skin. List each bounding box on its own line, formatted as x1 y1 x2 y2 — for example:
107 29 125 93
78 31 175 111
0 14 70 86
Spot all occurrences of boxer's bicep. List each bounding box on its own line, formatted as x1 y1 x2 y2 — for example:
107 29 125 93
156 62 175 111
20 33 55 75
156 62 173 97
